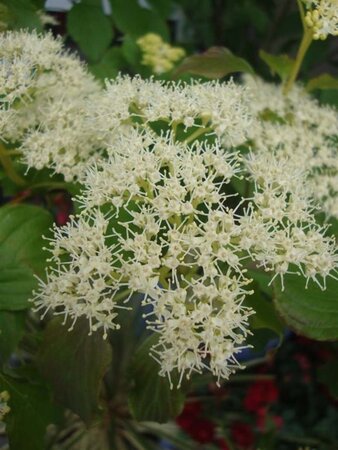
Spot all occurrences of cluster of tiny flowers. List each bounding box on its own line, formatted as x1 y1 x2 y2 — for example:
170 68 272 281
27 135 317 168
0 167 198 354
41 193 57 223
0 30 102 181
243 75 338 219
137 33 186 74
92 75 253 148
244 151 338 290
303 0 338 39
34 126 338 385
33 210 125 335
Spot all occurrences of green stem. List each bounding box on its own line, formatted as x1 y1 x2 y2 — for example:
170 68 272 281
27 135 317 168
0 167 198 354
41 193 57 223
283 26 313 95
0 144 26 186
183 126 213 144
297 0 306 29
31 181 69 191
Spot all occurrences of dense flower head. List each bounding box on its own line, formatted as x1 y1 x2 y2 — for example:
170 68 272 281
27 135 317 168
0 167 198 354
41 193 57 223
0 30 102 181
93 75 253 147
303 0 338 40
34 125 338 385
137 33 185 74
243 75 338 219
15 30 337 386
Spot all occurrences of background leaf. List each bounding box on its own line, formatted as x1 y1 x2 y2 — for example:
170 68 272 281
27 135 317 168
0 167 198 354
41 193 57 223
0 204 53 310
174 47 254 79
318 360 338 399
37 317 112 424
89 47 126 80
274 276 338 340
109 0 169 39
306 74 338 92
0 372 62 450
128 334 185 423
1 0 42 31
259 50 294 82
0 310 26 365
67 3 113 62
244 284 284 352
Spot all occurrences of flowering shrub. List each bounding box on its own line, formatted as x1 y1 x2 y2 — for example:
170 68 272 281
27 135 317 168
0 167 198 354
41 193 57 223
0 1 338 449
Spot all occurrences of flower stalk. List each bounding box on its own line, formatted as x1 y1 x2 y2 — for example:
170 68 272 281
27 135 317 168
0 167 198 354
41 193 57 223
283 26 313 95
0 144 26 186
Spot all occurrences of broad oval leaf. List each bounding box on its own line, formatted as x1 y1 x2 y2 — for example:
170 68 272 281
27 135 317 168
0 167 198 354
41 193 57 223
89 47 126 80
274 276 338 340
0 204 53 310
174 47 254 79
0 310 26 365
306 74 338 92
37 317 112 424
259 50 294 82
244 280 284 352
0 373 62 450
128 334 185 423
109 0 168 39
67 3 113 62
318 360 338 399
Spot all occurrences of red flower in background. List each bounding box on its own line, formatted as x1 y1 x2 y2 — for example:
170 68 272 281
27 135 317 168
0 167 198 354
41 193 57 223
176 401 215 444
244 379 279 412
214 437 230 450
231 421 254 448
52 192 72 225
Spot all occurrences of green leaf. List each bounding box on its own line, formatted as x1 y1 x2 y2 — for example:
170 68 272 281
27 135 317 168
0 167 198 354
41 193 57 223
247 269 273 297
244 282 284 352
259 49 294 82
0 310 26 364
174 47 254 79
274 276 338 340
306 74 338 92
89 47 125 80
67 3 113 62
248 289 284 340
2 0 42 31
121 34 142 66
318 360 338 399
37 317 112 424
128 334 185 423
109 0 169 39
146 0 172 19
0 373 62 450
0 204 53 311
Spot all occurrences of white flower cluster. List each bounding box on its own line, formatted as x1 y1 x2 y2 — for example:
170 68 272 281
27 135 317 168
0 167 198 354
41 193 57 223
0 30 102 181
35 125 338 385
303 0 338 40
36 129 254 385
93 75 253 148
244 75 338 219
10 30 336 385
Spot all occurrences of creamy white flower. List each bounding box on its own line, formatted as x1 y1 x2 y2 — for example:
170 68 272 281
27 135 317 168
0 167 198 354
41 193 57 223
243 75 338 219
304 0 338 39
35 127 338 384
0 30 102 181
93 75 253 147
33 211 125 338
